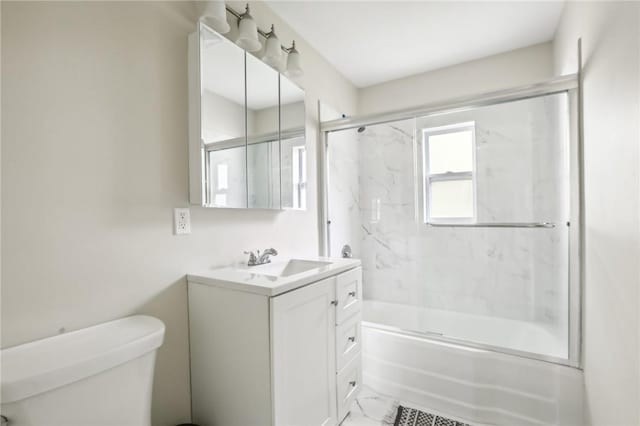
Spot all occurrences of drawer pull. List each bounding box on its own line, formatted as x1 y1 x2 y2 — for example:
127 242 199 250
330 300 339 306
348 336 356 342
349 380 357 387
348 291 356 297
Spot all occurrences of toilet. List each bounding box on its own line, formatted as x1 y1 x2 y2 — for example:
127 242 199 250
0 315 165 426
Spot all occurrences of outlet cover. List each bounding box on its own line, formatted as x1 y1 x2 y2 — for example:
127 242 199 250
174 208 191 235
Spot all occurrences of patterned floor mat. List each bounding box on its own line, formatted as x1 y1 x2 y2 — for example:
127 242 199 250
393 405 471 426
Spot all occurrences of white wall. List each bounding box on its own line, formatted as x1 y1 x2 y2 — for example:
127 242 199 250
553 2 640 425
0 2 357 425
358 42 553 115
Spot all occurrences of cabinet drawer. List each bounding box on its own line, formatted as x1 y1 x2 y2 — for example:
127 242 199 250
336 313 361 372
336 355 362 422
335 267 362 324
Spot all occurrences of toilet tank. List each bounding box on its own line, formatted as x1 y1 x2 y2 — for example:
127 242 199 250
0 315 165 426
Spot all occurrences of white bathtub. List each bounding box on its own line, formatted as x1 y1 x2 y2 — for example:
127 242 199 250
361 301 584 426
364 300 568 359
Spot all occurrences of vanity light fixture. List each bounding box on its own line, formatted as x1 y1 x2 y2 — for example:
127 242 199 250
262 25 283 70
235 4 262 52
224 3 304 77
200 1 230 34
285 41 303 78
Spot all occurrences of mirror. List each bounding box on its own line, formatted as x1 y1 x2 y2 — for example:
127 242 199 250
280 75 306 210
188 22 306 210
246 52 280 209
198 23 247 208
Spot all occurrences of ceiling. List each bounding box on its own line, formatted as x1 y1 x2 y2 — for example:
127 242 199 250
267 1 565 88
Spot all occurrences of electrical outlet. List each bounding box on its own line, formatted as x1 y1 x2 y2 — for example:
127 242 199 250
174 208 191 235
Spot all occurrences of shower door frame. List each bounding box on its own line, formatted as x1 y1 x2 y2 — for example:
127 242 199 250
318 74 583 368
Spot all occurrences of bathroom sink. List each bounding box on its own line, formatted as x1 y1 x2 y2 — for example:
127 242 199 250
188 256 360 297
248 259 332 278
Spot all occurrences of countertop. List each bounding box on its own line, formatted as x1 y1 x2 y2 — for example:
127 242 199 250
187 257 361 297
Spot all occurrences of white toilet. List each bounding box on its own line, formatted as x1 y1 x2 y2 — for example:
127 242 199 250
0 315 165 426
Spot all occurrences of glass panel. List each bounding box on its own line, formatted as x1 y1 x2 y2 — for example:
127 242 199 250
418 94 570 224
208 148 246 208
217 164 228 190
429 179 474 219
247 140 280 209
427 129 473 174
326 92 571 361
246 53 280 209
200 23 246 208
280 75 305 133
280 136 304 210
280 75 306 210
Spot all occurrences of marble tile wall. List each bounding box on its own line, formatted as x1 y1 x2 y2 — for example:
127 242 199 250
327 94 570 326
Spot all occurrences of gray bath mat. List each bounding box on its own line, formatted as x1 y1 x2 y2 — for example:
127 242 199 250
393 405 470 426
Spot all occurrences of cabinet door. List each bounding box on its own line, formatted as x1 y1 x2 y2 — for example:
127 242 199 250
189 22 247 208
271 277 337 426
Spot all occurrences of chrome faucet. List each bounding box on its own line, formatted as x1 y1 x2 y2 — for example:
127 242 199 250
244 248 278 266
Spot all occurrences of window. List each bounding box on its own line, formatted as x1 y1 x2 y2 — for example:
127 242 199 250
422 122 476 223
292 145 307 210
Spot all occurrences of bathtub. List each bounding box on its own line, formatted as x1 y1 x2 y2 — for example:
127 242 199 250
363 300 568 359
361 300 584 426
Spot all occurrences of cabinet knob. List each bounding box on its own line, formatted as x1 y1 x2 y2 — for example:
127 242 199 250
330 300 338 306
349 380 357 387
348 336 356 342
348 291 356 297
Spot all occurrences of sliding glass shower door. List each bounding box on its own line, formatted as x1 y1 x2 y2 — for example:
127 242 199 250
325 90 576 363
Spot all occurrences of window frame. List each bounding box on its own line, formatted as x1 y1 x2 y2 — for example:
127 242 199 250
421 121 477 224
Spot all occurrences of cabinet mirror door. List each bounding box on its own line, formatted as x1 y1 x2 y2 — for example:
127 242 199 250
280 75 306 210
199 22 247 208
246 53 280 209
189 23 307 210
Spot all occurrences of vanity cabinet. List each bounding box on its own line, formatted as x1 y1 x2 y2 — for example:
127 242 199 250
188 266 362 426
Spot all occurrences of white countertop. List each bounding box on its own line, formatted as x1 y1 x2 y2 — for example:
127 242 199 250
187 257 361 297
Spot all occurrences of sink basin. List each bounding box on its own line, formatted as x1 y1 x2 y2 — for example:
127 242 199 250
188 256 360 297
247 259 332 278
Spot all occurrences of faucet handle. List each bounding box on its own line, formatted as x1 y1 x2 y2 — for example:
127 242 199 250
244 250 258 266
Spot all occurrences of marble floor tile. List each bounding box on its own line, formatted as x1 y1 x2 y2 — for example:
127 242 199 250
341 386 398 426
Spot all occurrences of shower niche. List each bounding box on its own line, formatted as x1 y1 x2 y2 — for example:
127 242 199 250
188 22 306 210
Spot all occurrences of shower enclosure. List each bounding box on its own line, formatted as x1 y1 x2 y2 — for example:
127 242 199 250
321 76 580 366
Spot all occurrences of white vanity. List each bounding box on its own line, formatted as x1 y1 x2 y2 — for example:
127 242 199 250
187 258 363 426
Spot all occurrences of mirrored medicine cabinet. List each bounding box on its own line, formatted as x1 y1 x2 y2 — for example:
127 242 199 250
188 22 306 210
